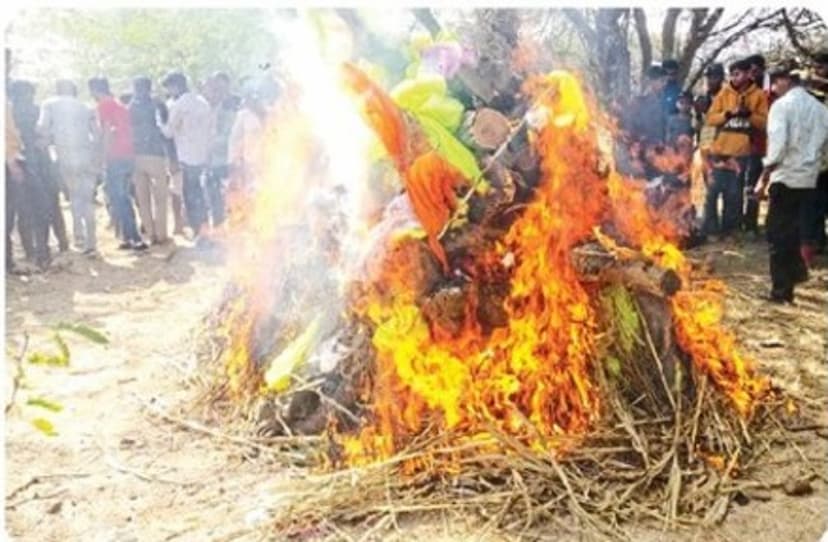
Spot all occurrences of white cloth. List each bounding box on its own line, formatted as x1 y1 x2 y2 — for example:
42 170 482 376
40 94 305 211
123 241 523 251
763 86 828 189
37 95 99 162
159 92 212 166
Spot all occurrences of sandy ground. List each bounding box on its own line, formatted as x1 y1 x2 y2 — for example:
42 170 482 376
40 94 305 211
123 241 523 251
3 203 828 541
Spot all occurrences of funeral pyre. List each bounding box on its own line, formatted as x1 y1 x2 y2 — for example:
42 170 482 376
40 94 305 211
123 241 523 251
197 22 812 538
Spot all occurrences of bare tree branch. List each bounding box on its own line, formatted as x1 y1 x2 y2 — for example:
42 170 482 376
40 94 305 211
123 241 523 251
661 8 682 60
686 9 786 89
706 10 753 39
412 8 441 37
699 8 725 36
633 8 653 80
780 8 826 59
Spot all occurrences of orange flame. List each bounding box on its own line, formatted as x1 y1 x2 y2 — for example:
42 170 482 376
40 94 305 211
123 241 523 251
218 63 770 466
340 70 769 464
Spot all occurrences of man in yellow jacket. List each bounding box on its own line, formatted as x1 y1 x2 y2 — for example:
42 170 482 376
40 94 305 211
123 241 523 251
704 59 769 237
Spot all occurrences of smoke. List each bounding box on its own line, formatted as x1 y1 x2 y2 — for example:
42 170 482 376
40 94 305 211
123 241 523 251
224 11 380 378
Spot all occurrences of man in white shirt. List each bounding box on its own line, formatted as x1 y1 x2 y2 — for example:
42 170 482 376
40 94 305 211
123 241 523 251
755 65 828 303
158 71 212 248
37 79 101 255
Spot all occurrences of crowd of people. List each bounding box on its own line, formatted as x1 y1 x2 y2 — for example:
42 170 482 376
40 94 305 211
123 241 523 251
616 53 828 303
5 55 272 273
5 49 828 304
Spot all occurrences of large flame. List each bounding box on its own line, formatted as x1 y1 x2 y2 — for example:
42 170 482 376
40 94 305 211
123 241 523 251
217 23 769 465
342 70 769 463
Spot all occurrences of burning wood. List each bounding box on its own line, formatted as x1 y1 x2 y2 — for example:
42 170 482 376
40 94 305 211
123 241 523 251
196 59 801 536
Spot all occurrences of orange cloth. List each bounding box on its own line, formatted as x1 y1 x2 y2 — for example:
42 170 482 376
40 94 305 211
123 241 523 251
404 151 463 271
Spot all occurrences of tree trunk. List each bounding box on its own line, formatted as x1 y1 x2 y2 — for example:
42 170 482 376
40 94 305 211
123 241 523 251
633 8 653 82
661 8 682 60
563 9 632 103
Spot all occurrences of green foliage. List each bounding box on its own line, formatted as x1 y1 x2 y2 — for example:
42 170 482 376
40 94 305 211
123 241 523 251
8 8 281 95
599 284 642 359
12 321 107 437
31 418 58 437
27 352 67 367
27 332 70 366
414 112 483 182
27 397 64 412
605 355 622 378
56 322 109 345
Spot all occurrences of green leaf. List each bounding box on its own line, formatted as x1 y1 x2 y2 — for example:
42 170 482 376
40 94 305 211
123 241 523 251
31 417 58 437
27 352 68 367
56 322 109 344
53 332 71 365
27 397 64 412
413 113 484 182
605 356 622 378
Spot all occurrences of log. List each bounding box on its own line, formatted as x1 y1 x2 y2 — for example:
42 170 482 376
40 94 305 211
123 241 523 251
421 283 470 337
571 243 682 297
625 290 695 414
466 108 511 150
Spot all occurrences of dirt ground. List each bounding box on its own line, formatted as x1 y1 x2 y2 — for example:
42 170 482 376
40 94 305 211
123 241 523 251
3 203 828 541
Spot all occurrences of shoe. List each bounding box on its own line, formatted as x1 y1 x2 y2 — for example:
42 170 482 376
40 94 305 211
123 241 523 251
765 291 793 304
118 242 131 250
82 248 97 257
131 241 149 251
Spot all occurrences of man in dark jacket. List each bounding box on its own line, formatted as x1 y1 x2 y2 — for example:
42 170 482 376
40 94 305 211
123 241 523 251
10 80 69 268
129 76 170 244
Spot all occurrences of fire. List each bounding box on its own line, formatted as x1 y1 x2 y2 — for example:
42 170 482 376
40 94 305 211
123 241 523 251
344 71 609 462
216 43 769 465
340 68 769 463
221 106 318 396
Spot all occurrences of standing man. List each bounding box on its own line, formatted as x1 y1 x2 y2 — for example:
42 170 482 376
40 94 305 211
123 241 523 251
6 84 27 271
10 80 67 268
800 53 828 259
742 54 769 235
693 63 726 193
204 72 239 231
88 77 147 250
37 79 101 256
754 66 828 303
661 59 682 116
129 76 170 245
703 59 768 238
10 81 69 257
158 71 213 248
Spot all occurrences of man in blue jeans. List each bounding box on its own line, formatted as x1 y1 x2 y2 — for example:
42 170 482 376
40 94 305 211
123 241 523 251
89 77 147 250
158 71 212 248
703 59 768 237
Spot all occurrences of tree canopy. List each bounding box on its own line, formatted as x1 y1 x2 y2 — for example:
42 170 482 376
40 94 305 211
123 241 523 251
7 8 284 95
